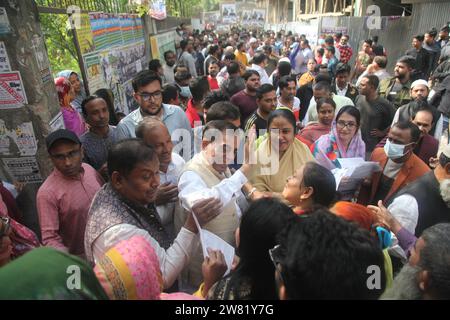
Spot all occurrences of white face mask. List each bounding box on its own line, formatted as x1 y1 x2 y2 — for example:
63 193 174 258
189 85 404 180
180 86 191 98
384 139 412 160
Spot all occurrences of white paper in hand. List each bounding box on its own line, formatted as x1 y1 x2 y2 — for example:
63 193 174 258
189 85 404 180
191 208 235 277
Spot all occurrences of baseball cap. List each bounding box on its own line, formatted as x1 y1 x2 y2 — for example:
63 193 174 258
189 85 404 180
46 129 81 151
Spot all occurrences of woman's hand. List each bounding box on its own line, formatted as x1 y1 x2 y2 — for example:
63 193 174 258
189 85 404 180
201 248 227 297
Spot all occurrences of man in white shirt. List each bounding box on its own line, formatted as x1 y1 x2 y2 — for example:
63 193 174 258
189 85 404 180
277 75 300 113
303 81 354 125
250 52 271 85
84 139 222 290
163 50 177 84
176 120 257 289
136 118 186 238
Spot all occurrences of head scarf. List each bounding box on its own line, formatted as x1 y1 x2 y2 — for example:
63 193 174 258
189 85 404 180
56 70 77 79
54 77 71 107
0 247 108 300
310 121 366 170
94 236 163 300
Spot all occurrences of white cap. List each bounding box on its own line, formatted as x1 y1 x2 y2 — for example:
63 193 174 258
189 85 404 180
249 37 257 44
411 79 429 89
279 57 291 64
443 144 450 158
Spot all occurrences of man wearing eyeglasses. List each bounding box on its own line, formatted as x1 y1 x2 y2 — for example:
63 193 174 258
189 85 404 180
116 70 192 157
36 129 104 259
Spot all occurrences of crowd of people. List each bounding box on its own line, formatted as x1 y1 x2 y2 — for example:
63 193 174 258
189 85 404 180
1 22 450 300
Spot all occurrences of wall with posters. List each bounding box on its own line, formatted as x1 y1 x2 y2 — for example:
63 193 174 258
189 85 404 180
0 0 66 237
74 11 147 116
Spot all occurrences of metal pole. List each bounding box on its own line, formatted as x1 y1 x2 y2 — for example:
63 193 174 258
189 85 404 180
351 0 354 16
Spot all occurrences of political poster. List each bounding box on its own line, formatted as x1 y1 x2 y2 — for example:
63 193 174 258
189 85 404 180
2 157 42 183
251 9 266 28
0 72 27 109
241 10 252 27
221 3 237 24
76 14 95 54
0 121 37 156
83 53 106 93
89 12 107 50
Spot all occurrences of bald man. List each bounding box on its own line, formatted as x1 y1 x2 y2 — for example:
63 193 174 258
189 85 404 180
136 117 185 237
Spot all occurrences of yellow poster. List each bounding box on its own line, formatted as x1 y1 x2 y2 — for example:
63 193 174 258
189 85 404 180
150 36 159 60
77 14 95 55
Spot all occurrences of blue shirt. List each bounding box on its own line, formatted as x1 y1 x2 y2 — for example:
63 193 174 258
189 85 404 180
115 104 193 158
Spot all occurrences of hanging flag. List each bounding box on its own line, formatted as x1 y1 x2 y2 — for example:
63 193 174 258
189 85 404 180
149 0 167 21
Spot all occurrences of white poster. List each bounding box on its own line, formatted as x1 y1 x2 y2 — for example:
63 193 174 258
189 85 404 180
251 9 266 28
0 7 12 35
0 41 11 72
2 157 42 183
221 4 237 24
0 72 28 109
0 120 38 156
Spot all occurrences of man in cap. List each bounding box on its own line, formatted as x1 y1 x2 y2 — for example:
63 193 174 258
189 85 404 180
391 79 444 140
36 129 104 258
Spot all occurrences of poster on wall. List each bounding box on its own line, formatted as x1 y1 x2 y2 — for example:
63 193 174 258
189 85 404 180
241 10 252 27
149 0 167 21
0 72 28 109
0 121 37 156
89 12 107 50
251 9 266 28
0 7 12 35
2 157 42 183
76 14 95 54
0 41 11 72
83 53 106 93
150 31 176 61
221 3 237 24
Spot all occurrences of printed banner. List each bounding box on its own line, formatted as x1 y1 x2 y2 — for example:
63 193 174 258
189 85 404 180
0 72 28 109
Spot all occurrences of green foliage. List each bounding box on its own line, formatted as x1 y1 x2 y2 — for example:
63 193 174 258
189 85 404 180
39 13 80 77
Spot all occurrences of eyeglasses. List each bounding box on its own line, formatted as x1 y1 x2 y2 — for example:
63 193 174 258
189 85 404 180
0 217 11 239
336 120 357 129
137 91 162 102
50 149 81 161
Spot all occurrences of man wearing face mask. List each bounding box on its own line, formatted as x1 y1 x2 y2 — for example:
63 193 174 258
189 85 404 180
370 146 450 272
384 144 450 238
357 121 430 206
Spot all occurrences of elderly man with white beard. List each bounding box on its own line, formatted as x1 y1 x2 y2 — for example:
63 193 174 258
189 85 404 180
370 144 450 246
380 223 450 300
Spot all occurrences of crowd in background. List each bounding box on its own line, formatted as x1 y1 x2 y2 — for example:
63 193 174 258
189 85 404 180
1 21 450 300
